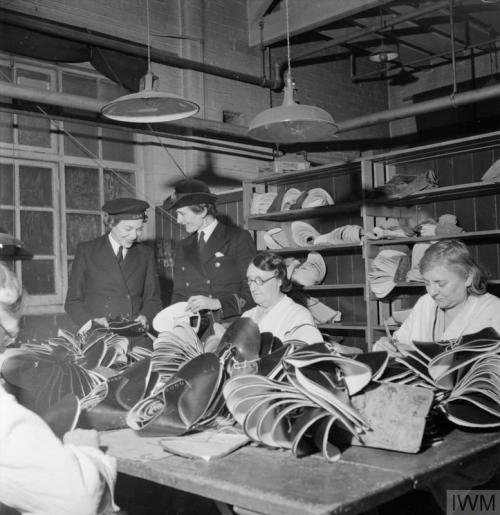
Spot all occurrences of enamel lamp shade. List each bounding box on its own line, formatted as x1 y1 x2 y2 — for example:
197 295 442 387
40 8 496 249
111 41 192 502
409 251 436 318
101 71 199 123
248 71 338 143
369 42 399 63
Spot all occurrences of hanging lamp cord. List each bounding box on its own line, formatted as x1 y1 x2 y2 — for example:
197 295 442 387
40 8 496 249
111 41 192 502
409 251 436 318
285 0 291 76
146 0 152 75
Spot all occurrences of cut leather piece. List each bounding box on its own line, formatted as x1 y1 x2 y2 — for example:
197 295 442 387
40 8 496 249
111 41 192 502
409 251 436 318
42 393 81 440
107 315 146 337
353 351 389 381
152 302 199 333
217 317 261 362
127 353 223 436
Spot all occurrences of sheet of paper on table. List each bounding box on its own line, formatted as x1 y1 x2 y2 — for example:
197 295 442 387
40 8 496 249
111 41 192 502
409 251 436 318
160 430 251 461
100 428 169 461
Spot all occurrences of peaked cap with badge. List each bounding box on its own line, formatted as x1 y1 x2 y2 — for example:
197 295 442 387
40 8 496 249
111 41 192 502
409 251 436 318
102 198 149 220
163 179 217 210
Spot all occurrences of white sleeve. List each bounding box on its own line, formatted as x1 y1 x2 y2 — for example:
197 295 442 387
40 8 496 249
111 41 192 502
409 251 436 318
0 385 117 515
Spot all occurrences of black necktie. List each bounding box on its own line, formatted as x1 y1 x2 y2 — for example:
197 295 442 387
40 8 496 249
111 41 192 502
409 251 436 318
116 246 124 265
198 231 206 253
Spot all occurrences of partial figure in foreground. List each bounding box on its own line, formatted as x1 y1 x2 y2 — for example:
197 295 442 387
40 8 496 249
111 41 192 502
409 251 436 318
0 263 117 515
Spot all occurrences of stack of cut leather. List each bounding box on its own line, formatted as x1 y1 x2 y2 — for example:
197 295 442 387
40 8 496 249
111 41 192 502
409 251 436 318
223 342 432 459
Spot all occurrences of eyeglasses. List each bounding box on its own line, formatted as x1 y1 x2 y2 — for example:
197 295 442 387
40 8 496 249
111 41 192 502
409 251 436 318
246 274 276 286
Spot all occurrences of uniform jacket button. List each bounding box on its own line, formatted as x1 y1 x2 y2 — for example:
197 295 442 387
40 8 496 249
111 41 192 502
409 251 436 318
206 279 211 284
181 266 185 271
186 282 190 287
215 262 221 268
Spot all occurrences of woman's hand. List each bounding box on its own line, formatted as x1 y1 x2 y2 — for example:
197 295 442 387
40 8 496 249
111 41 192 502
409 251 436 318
186 295 222 313
93 317 109 328
134 314 148 329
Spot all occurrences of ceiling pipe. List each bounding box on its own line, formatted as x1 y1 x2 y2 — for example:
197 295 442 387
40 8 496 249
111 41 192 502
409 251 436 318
336 82 500 133
4 80 500 140
0 7 282 91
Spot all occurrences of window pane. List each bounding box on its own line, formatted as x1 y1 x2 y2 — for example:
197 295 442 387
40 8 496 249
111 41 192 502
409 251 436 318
0 65 13 103
0 163 14 204
63 122 99 157
104 170 136 200
65 166 99 210
17 115 51 148
0 112 13 143
22 259 55 294
19 165 52 207
17 69 51 90
62 73 98 98
21 211 53 254
0 209 14 234
102 128 134 162
66 213 101 255
100 80 127 101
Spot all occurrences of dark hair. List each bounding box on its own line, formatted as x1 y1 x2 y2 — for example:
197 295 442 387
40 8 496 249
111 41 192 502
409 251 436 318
419 239 488 295
251 251 292 293
187 203 217 217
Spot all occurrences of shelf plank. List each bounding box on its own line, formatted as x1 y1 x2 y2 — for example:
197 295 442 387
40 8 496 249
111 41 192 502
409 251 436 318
248 200 363 223
319 323 368 331
365 229 500 246
305 283 365 291
367 181 500 207
258 242 362 254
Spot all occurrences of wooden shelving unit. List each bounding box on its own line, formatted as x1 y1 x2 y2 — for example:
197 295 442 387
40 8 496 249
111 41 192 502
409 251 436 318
243 129 500 350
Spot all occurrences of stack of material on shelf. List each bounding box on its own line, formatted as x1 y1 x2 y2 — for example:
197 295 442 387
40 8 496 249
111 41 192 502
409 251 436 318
286 252 326 286
307 298 342 324
314 225 363 245
259 153 311 174
301 187 334 208
481 158 500 182
435 214 464 236
369 249 411 298
369 169 439 199
365 218 411 240
289 221 363 248
250 192 278 214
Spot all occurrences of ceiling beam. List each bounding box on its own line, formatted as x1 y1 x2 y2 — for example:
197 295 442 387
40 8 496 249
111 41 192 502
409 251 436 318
248 0 392 47
247 0 276 26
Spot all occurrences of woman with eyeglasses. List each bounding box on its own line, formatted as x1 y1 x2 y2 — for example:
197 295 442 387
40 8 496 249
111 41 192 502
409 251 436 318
241 251 323 344
0 263 117 515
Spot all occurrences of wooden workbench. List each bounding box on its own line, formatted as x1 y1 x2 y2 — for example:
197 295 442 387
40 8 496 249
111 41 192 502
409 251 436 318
108 429 500 515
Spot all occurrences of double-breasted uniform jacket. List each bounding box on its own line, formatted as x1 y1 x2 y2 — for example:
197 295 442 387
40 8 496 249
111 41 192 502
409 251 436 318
65 235 162 329
171 222 256 320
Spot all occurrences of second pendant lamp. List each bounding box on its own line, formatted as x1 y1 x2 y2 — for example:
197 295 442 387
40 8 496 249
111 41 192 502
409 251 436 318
247 0 338 144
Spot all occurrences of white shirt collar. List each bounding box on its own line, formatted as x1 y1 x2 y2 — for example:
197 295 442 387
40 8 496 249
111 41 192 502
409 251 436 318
108 234 127 256
198 219 218 242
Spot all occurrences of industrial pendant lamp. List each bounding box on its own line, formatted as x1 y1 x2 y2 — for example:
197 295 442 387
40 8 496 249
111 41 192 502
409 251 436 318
369 42 399 63
101 0 199 123
247 0 337 143
369 8 399 64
